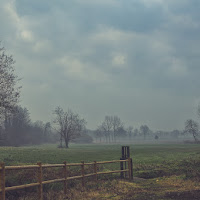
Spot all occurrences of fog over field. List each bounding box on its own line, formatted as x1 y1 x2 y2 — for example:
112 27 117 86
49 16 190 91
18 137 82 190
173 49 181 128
1 0 200 147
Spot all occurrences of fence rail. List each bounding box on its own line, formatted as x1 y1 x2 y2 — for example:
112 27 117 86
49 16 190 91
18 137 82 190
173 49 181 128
0 158 133 200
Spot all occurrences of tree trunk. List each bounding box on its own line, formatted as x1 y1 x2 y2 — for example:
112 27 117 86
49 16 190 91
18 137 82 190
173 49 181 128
193 132 198 142
59 134 63 148
64 138 69 148
114 132 116 143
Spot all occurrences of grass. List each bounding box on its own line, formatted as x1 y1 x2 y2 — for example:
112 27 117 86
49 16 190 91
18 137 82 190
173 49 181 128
0 143 200 199
1 143 199 165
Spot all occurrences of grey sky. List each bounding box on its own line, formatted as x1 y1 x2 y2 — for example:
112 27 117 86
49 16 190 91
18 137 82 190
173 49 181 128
1 0 200 131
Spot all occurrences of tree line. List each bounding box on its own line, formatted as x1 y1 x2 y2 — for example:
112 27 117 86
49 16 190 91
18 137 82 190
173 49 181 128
91 115 197 143
0 44 55 146
0 43 199 148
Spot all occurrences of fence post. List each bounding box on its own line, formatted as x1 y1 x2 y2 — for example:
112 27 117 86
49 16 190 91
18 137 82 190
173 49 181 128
127 146 130 158
130 158 133 179
63 161 67 194
128 158 132 180
81 161 85 187
0 163 5 200
93 161 97 182
120 158 124 178
122 146 125 159
37 162 43 200
125 146 127 159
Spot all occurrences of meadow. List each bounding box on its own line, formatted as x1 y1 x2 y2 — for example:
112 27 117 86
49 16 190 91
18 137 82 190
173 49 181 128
0 143 200 199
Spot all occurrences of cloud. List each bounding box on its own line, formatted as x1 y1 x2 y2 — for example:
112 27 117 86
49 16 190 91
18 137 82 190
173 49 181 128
3 1 34 43
57 56 110 83
0 0 200 130
167 58 187 77
112 54 126 67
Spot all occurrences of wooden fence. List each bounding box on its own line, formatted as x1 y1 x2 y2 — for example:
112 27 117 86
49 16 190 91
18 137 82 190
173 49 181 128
0 158 133 200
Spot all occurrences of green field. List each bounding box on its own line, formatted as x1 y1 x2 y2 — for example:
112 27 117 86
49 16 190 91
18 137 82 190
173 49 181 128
1 143 200 178
1 143 200 199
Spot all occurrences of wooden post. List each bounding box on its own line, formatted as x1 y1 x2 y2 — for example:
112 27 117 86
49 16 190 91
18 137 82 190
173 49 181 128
127 146 130 158
122 146 125 159
120 158 124 178
63 161 67 194
37 162 43 200
124 148 127 178
0 163 5 200
130 158 133 179
93 161 97 182
81 161 85 187
128 158 132 180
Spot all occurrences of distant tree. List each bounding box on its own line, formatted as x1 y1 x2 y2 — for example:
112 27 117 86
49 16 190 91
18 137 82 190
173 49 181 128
111 116 123 142
30 120 45 144
34 120 44 130
127 126 133 140
3 106 30 146
101 116 113 143
171 130 180 139
0 44 20 117
133 128 139 137
43 122 53 142
94 126 104 143
154 135 159 140
155 131 164 138
140 125 150 140
185 119 199 142
53 107 86 148
116 125 127 139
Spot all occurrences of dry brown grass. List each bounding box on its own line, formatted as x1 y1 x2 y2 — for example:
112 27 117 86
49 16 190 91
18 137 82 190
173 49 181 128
8 176 200 200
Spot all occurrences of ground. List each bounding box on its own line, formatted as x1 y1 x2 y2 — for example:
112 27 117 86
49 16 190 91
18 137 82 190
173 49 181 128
0 143 200 199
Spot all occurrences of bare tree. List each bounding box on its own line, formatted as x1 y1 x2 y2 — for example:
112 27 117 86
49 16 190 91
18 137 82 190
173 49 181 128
112 116 123 142
127 126 133 140
0 44 20 117
133 128 139 137
44 122 52 140
101 116 113 143
53 107 86 148
185 119 199 142
140 125 150 140
116 125 126 139
94 125 104 143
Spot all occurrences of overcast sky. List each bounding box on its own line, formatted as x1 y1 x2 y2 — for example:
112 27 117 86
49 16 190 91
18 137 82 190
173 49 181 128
1 0 200 131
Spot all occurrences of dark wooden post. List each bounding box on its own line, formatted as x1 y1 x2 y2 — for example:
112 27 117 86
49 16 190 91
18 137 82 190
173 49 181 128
128 158 132 180
127 146 130 158
81 161 85 187
130 158 133 179
93 161 97 182
124 147 127 177
37 162 43 200
120 158 124 178
122 146 130 159
122 146 125 159
121 146 131 178
0 163 5 200
63 161 67 194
